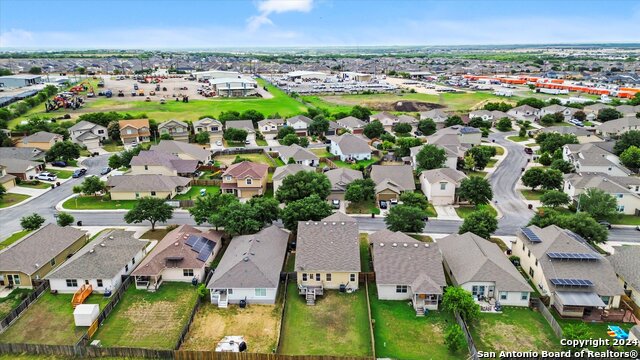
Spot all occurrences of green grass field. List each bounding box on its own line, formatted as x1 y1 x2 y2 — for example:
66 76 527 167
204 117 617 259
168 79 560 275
0 288 34 319
455 204 498 219
346 199 380 215
0 193 30 208
333 156 379 169
520 189 546 201
62 195 138 210
611 214 640 225
49 169 74 179
0 229 33 250
173 186 220 200
507 135 530 142
16 181 51 189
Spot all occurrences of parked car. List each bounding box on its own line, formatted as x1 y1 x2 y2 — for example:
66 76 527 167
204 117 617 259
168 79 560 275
524 147 533 155
36 172 57 181
331 199 340 209
100 167 112 175
390 198 398 205
215 140 223 146
244 139 251 145
72 168 87 178
51 161 67 167
379 200 388 209
636 225 640 231
598 221 612 229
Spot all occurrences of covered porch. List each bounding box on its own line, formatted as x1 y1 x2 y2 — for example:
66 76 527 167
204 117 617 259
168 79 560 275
298 284 324 306
210 289 230 308
554 291 607 319
134 274 163 292
413 293 440 316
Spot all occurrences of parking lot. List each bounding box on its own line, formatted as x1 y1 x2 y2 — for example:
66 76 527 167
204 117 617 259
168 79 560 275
96 76 212 101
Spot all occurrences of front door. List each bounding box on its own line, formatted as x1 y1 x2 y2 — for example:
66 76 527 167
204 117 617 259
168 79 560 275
488 286 495 298
7 274 21 285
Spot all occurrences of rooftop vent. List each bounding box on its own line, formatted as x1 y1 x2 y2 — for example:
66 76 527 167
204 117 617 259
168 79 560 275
379 243 385 247
174 242 179 246
108 236 114 240
392 243 397 247
323 222 327 225
341 222 345 225
90 249 95 253
425 244 429 247
414 244 419 247
243 257 249 262
332 222 336 225
403 243 408 247
100 243 105 247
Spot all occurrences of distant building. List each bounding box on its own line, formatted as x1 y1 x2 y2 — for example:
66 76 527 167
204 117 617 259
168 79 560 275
209 77 257 97
0 74 44 89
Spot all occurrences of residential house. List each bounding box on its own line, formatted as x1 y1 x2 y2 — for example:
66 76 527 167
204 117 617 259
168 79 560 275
193 118 223 144
106 174 191 200
336 116 366 134
119 119 151 146
564 172 640 215
370 111 397 124
596 117 640 138
616 105 640 117
410 143 458 170
0 224 88 289
0 147 45 162
428 126 482 148
207 225 289 307
508 105 540 122
257 118 284 140
158 119 190 142
583 103 611 121
276 144 319 167
295 215 360 303
286 115 313 136
439 232 533 307
150 140 211 163
609 246 640 304
538 126 601 144
419 168 467 205
272 164 315 194
325 168 363 200
221 161 269 198
419 109 448 129
370 165 415 203
395 114 418 133
513 225 624 318
0 164 17 190
469 110 494 122
225 120 256 142
540 105 579 121
68 121 108 149
563 142 631 177
326 120 341 136
130 150 199 177
132 225 223 291
0 158 44 180
328 133 372 161
370 229 446 315
47 230 150 294
16 131 63 151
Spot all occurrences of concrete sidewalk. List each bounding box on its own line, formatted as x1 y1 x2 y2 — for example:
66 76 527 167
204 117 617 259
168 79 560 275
8 186 49 197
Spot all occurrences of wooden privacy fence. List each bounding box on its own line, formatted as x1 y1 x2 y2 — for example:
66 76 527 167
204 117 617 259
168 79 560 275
532 298 563 339
454 312 478 360
212 148 264 157
191 179 222 186
363 278 375 358
275 273 290 354
175 299 201 350
0 281 49 333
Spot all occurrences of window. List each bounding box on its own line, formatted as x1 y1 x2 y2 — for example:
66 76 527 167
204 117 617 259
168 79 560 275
326 273 332 281
144 165 148 170
132 257 136 265
528 250 531 257
396 285 408 293
617 194 623 199
150 191 156 196
225 175 232 181
50 258 56 267
500 292 508 300
440 182 447 190
125 264 129 272
535 259 538 266
522 243 525 251
66 279 78 287
255 288 267 297
521 292 529 301
8 274 21 285
302 273 308 281
350 274 356 282
127 129 133 134
97 279 103 287
617 205 625 212
315 274 320 281
183 269 194 277
246 178 253 185
98 130 104 134
601 296 610 305
135 193 140 199
529 268 534 277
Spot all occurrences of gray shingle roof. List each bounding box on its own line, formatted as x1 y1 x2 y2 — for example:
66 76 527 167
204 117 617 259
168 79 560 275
325 168 363 192
69 120 105 133
439 232 532 292
421 168 467 185
150 140 211 162
0 224 87 275
0 147 45 161
370 165 415 193
337 116 366 130
295 221 360 272
276 144 318 162
272 164 314 181
21 131 61 143
107 174 191 192
539 126 591 136
225 120 255 133
322 211 356 223
328 133 372 155
0 158 41 173
207 226 289 289
130 150 199 173
609 246 640 294
46 230 148 280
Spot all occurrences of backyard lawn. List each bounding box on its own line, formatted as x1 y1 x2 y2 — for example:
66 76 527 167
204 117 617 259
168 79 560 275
359 233 372 272
181 303 281 353
0 229 33 250
333 157 378 170
455 204 498 219
520 189 545 201
309 148 333 158
0 193 30 208
173 186 220 200
214 153 275 166
0 292 109 345
92 282 198 349
470 307 560 353
370 287 464 360
346 199 380 215
62 195 138 210
0 288 33 319
279 282 372 356
554 315 635 352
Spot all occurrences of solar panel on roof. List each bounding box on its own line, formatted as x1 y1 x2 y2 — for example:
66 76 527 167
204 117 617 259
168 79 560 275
550 278 593 287
196 241 215 262
192 238 209 252
521 227 542 243
547 252 599 260
565 230 588 244
185 235 201 247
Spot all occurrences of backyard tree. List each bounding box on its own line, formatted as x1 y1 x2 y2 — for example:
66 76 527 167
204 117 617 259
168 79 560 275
363 120 385 139
444 324 466 353
516 97 546 109
218 202 262 235
541 169 564 190
45 141 81 163
399 192 429 209
468 117 489 129
458 209 497 239
620 145 640 172
458 176 493 206
56 212 75 227
463 155 476 171
247 196 280 225
223 128 248 142
194 131 209 145
107 121 121 141
385 204 427 233
495 117 512 131
20 213 45 230
613 130 640 154
445 115 464 127
308 117 330 136
540 190 570 208
573 111 586 121
350 105 372 120
578 188 618 220
393 122 412 134
344 178 376 203
189 192 238 226
536 132 578 154
442 286 480 323
550 159 574 174
597 108 623 122
281 195 332 231
277 126 296 139
80 176 106 196
417 119 437 136
521 167 546 190
281 133 301 146
415 144 446 171
394 137 422 157
529 209 608 243
276 171 331 204
124 197 174 231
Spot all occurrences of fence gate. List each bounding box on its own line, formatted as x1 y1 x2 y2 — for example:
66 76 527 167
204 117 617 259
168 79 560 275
87 319 99 339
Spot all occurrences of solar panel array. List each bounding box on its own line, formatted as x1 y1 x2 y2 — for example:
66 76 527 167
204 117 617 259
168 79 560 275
547 252 600 260
565 231 588 244
185 235 202 247
521 227 542 243
184 235 217 262
197 241 216 262
550 278 594 287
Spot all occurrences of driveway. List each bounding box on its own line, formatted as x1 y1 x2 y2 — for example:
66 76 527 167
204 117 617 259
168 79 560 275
433 205 462 221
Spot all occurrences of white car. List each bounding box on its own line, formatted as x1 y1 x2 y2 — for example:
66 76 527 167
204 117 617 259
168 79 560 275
36 172 57 181
215 140 223 146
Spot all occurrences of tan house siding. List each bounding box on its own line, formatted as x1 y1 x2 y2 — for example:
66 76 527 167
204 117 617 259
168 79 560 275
0 176 16 189
16 141 56 151
110 190 174 201
130 165 177 176
297 271 359 290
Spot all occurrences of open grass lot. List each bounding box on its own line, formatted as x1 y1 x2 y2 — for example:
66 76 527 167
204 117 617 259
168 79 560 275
553 314 634 352
181 303 281 353
346 199 380 215
333 156 379 170
455 204 497 219
301 96 355 113
48 169 74 179
102 143 125 153
470 307 560 353
507 135 530 142
62 195 138 210
93 282 198 349
0 288 33 319
520 189 545 200
280 282 372 356
214 153 274 166
370 287 463 360
611 214 640 225
0 193 30 208
0 292 109 345
0 229 33 250
173 185 220 200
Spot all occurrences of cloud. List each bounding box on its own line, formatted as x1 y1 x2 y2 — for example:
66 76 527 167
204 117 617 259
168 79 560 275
247 0 313 31
0 28 34 47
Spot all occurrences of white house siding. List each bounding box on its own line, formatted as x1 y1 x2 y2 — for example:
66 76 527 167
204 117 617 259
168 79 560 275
460 281 530 307
377 284 412 301
574 164 629 177
460 133 482 146
162 267 206 283
330 142 371 161
210 287 278 305
421 180 456 205
49 277 116 294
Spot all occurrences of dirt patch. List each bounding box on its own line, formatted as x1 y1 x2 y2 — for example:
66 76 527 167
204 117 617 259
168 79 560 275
480 322 553 351
120 300 184 343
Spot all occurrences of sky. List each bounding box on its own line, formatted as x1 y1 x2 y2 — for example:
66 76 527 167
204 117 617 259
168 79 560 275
1 0 640 49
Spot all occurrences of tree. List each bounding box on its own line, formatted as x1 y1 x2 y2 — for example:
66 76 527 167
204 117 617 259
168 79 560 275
468 117 488 129
20 213 45 230
240 109 265 126
459 209 498 239
483 102 512 112
550 159 574 173
538 152 552 166
529 209 608 243
463 155 476 171
466 146 494 170
614 130 640 155
344 178 376 203
442 286 480 323
281 195 332 231
108 153 122 169
540 114 556 126
223 128 248 142
80 176 106 196
277 126 295 139
159 133 173 140
76 67 86 75
28 66 42 75
56 212 74 227
562 323 591 350
540 190 570 208
218 110 240 122
363 121 385 139
574 111 586 121
276 171 331 204
417 119 437 136
124 197 173 230
0 184 5 200
578 188 618 220
107 121 121 141
350 105 371 120
393 122 412 134
444 324 466 353
541 169 563 190
495 117 512 131
415 144 446 171
521 167 546 190
0 68 12 76
281 133 301 146
536 132 578 154
308 117 329 136
458 176 493 206
516 97 546 109
189 192 238 226
194 131 210 145
597 108 623 122
45 141 81 163
620 146 640 171
518 126 527 138
399 192 429 209
218 202 262 235
385 204 427 232
299 137 309 147
445 115 463 127
394 137 422 157
247 196 280 225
